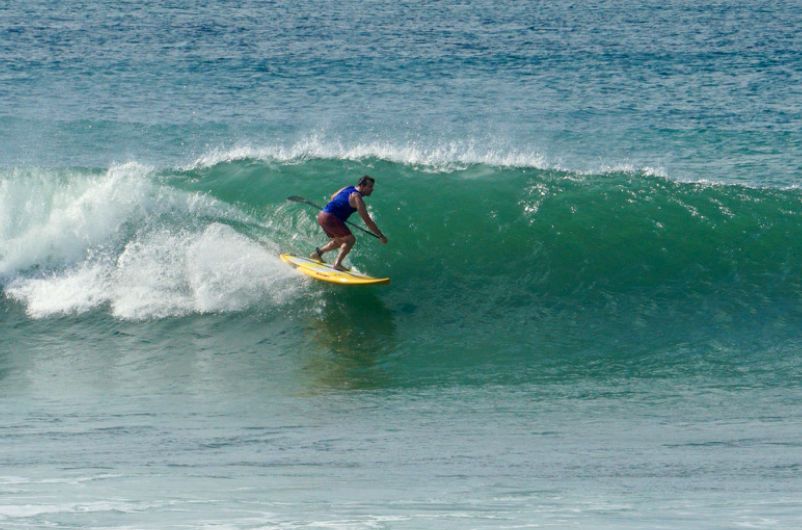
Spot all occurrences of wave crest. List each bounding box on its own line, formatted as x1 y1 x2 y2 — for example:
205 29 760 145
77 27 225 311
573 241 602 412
186 136 552 171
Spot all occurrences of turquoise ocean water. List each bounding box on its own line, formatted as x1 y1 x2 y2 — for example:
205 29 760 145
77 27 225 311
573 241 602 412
2 1 802 528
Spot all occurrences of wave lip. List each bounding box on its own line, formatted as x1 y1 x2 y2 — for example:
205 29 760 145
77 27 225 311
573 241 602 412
186 136 553 172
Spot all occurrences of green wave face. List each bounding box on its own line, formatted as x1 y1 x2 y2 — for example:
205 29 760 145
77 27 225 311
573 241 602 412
179 157 802 300
160 158 802 375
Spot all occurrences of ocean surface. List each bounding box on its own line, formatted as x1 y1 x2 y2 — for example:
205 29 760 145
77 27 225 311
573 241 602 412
2 1 802 528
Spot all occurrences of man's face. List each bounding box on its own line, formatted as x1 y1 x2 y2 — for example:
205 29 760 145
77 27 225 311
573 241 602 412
361 181 375 196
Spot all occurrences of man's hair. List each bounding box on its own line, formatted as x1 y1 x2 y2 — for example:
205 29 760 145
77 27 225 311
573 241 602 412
357 175 375 187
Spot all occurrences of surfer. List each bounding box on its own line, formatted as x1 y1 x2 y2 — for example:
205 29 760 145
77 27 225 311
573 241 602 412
310 175 388 271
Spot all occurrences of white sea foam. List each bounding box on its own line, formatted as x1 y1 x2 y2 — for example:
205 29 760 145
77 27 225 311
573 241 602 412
0 162 152 277
6 262 112 316
186 135 552 172
183 135 682 182
7 224 298 320
110 224 296 320
589 163 669 179
182 134 683 180
1 164 300 319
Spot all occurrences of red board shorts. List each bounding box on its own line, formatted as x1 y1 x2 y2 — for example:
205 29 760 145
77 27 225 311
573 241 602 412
317 211 352 239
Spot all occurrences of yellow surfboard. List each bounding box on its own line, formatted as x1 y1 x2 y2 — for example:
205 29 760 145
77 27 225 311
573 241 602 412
280 254 390 286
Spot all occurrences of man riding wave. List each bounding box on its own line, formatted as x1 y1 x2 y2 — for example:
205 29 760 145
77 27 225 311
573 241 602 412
310 175 388 271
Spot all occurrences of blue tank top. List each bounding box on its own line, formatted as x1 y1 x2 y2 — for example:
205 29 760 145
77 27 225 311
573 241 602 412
322 186 361 221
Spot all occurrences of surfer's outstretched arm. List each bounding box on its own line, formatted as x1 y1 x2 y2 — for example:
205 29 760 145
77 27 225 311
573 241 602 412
354 195 388 244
